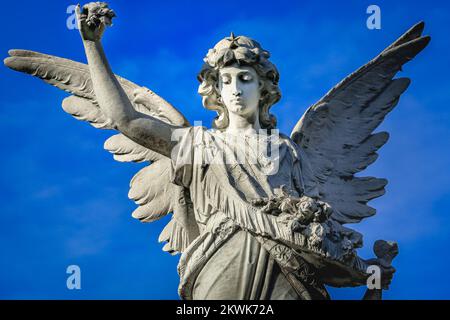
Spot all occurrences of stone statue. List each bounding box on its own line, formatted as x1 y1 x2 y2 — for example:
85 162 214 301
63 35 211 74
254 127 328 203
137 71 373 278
4 2 429 300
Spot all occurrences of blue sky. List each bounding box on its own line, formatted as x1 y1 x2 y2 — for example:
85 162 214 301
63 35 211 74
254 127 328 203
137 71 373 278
0 0 449 299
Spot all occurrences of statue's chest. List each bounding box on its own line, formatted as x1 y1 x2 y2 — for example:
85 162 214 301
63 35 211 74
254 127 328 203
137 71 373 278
205 136 298 198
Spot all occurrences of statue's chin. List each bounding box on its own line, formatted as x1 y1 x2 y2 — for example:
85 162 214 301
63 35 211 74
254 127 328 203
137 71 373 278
228 103 258 118
230 104 247 114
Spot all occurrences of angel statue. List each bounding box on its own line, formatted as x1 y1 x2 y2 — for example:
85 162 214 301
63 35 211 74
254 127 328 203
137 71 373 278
4 2 429 300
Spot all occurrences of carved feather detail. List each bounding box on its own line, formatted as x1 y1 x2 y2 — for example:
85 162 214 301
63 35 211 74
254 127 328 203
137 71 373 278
4 49 195 254
4 49 189 126
104 133 163 163
291 22 430 224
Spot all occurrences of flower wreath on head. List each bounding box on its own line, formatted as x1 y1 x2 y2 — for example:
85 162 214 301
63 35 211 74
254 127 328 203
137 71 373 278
198 33 281 131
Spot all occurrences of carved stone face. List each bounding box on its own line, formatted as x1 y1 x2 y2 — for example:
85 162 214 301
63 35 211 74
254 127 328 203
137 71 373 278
218 63 261 123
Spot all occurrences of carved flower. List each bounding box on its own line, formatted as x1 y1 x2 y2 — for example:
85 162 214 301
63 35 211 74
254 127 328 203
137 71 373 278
202 36 268 69
203 49 217 66
341 238 356 263
304 222 330 251
213 219 237 240
83 2 116 28
318 201 333 221
294 196 316 224
311 222 328 238
279 197 297 214
296 197 333 224
272 244 292 263
221 49 235 65
297 196 319 215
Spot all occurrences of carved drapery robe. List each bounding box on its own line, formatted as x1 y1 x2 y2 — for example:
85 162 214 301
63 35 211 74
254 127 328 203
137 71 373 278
170 126 329 300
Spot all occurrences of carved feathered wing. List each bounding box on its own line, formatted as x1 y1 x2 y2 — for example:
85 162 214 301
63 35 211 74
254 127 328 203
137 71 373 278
290 22 430 224
4 49 199 254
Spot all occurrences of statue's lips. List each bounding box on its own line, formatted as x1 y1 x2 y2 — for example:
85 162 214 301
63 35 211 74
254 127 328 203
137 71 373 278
231 98 244 104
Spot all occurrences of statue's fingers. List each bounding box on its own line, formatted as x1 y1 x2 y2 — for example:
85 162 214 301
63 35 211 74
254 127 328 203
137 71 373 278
75 4 81 19
75 4 83 30
81 3 90 15
382 274 393 289
97 22 105 34
385 266 396 276
75 4 87 25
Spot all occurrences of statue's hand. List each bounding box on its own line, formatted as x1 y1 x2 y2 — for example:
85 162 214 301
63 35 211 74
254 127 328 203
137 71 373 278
75 2 116 42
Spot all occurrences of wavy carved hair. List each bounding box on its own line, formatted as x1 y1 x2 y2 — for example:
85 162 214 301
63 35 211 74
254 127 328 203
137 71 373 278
197 34 281 130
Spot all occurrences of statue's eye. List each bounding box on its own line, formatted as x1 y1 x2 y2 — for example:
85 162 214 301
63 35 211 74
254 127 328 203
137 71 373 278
240 73 253 82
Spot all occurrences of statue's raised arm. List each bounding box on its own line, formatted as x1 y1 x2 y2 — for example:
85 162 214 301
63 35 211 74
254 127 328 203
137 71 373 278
75 3 181 157
4 2 197 256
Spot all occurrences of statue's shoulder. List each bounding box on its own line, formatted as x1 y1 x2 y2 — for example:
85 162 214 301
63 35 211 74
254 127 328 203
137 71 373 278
278 131 300 147
278 132 294 144
277 131 302 159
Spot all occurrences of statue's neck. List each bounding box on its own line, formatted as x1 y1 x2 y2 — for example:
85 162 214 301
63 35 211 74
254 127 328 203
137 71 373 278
226 112 261 135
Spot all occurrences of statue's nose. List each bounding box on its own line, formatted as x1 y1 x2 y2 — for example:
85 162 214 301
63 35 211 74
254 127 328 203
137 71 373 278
232 89 242 96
